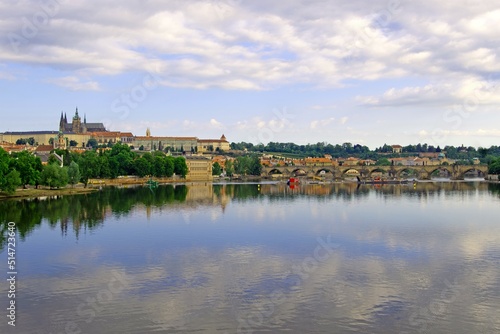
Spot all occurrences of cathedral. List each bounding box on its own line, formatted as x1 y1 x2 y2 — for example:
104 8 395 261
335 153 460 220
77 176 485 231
59 108 107 134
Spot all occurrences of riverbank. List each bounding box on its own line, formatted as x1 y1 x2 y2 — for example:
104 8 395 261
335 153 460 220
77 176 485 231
0 187 98 200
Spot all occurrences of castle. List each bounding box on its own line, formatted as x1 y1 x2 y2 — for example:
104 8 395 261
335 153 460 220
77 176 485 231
0 108 229 153
59 108 107 134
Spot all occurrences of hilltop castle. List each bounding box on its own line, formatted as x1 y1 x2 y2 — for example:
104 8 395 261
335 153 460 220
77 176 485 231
59 108 107 134
0 109 229 153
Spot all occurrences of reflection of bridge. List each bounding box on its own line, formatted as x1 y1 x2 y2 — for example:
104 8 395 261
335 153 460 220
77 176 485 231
262 164 488 180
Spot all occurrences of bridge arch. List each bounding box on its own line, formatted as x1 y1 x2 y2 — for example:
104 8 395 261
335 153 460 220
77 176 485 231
291 168 308 176
395 168 419 179
368 168 389 178
341 168 361 177
459 167 487 179
314 168 335 176
427 166 453 178
268 168 284 176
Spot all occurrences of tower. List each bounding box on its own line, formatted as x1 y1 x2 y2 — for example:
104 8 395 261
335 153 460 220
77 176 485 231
82 113 87 134
72 107 82 133
59 112 64 132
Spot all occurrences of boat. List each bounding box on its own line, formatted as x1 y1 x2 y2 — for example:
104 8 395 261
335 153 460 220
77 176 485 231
287 177 300 185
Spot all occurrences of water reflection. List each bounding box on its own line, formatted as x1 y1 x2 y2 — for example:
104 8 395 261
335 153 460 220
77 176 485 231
0 182 499 333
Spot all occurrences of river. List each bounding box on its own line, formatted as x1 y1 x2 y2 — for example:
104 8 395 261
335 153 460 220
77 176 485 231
1 181 499 333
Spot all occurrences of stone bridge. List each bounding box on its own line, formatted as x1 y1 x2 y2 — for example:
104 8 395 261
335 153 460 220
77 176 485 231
262 164 488 181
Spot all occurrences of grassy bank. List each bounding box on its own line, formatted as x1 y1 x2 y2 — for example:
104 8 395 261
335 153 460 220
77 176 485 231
0 187 98 200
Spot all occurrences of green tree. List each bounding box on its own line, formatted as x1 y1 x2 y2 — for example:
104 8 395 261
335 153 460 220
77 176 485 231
134 157 151 177
173 157 188 178
165 156 175 177
9 151 42 188
78 151 100 186
225 160 234 177
40 163 69 189
488 157 500 174
67 161 81 186
87 138 98 149
1 170 21 194
376 158 391 166
212 162 222 176
152 155 166 177
69 140 78 147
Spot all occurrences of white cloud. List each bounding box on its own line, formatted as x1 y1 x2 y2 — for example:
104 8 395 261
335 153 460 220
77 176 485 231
0 0 498 91
46 76 100 91
209 118 224 129
310 117 335 129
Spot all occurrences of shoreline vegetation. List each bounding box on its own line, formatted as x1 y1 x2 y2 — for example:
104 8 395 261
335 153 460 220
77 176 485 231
1 176 496 200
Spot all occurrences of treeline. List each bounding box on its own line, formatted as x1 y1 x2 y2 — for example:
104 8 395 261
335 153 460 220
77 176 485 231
231 142 374 158
0 144 189 194
70 143 188 184
230 141 500 161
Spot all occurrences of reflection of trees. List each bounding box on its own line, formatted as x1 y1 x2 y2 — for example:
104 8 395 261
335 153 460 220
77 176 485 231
1 182 497 251
0 185 189 251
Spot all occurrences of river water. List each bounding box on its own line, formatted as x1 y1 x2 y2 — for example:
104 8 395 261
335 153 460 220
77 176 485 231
1 181 499 333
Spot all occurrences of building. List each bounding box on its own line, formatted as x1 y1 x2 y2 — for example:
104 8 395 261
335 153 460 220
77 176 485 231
1 109 107 147
59 108 107 134
197 134 230 153
392 145 403 153
185 156 213 181
133 129 198 152
90 131 134 145
305 157 333 167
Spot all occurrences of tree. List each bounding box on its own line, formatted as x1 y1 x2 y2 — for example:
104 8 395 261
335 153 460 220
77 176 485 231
165 156 175 177
134 157 151 177
173 157 188 178
40 163 68 189
67 161 81 186
225 160 234 177
78 151 100 186
48 154 60 165
87 138 98 149
376 158 391 166
9 151 42 188
69 140 78 147
212 162 222 176
1 170 21 194
489 157 500 174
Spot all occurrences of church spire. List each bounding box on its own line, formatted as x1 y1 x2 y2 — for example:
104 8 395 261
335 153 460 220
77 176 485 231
84 113 86 124
75 106 79 117
59 112 64 131
64 112 67 124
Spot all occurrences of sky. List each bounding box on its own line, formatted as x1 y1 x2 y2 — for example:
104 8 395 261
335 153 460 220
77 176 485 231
1 0 500 149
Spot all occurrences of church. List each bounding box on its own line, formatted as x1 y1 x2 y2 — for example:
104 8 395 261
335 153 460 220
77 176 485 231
59 108 107 134
0 108 108 148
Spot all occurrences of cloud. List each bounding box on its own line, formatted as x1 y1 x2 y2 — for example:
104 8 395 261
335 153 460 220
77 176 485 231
310 117 335 129
1 0 498 91
358 76 500 108
209 118 224 129
46 76 100 91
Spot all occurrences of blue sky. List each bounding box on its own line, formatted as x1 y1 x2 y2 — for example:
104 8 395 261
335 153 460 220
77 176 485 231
1 0 500 149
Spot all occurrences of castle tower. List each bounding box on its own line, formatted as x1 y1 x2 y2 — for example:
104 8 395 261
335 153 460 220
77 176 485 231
59 112 64 132
82 113 87 134
146 128 151 137
72 107 82 133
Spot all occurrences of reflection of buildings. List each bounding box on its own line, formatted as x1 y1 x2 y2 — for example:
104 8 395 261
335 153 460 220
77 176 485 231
185 184 230 211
